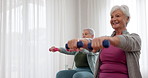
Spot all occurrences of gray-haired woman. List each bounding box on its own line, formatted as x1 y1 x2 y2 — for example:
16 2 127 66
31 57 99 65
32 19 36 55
67 5 142 78
49 28 98 78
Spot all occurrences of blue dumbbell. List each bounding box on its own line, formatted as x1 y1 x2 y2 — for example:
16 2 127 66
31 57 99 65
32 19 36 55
65 40 110 50
65 41 84 49
88 40 110 50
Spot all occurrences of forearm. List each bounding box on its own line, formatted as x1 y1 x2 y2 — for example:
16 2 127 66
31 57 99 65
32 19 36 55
59 47 76 55
115 34 141 51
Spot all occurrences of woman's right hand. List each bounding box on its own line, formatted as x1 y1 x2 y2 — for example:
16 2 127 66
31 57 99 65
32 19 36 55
49 46 60 52
67 38 90 49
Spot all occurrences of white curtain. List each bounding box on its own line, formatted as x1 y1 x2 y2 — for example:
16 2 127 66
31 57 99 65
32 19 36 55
0 0 80 78
0 0 148 78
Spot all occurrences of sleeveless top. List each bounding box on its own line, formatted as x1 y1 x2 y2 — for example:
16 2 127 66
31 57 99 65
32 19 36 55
99 45 129 78
74 52 89 67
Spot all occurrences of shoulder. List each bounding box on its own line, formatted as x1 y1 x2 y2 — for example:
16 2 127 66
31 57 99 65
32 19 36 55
120 33 140 38
123 33 141 40
129 33 140 36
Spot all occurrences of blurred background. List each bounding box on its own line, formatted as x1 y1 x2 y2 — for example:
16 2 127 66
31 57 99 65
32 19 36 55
0 0 148 78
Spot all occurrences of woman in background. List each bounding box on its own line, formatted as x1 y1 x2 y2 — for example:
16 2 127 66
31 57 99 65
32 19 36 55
49 28 98 78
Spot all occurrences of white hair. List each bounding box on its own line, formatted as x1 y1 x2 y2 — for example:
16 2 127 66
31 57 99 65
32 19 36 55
83 28 95 37
110 5 130 24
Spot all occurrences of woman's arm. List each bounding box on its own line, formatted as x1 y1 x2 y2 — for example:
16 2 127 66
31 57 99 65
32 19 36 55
116 33 141 51
91 34 141 52
59 47 76 55
49 46 76 55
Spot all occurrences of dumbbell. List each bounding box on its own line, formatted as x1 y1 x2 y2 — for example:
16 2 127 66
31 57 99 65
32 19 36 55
65 40 110 50
87 40 110 50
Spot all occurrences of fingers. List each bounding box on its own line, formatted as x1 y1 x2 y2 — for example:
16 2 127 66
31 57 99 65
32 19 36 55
49 46 54 51
91 37 105 52
91 38 100 52
67 39 79 49
79 39 89 48
67 38 90 49
49 46 58 52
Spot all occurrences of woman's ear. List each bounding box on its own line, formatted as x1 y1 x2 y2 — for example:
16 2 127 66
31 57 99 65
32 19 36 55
127 17 129 21
125 16 130 25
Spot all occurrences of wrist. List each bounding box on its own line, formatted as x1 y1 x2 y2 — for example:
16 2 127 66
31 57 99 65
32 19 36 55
108 36 119 46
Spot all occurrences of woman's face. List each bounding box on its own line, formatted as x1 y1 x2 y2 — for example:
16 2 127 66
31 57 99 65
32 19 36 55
110 9 129 30
82 30 93 38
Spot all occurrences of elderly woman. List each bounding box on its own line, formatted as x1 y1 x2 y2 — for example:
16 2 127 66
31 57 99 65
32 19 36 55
67 5 142 78
49 28 98 78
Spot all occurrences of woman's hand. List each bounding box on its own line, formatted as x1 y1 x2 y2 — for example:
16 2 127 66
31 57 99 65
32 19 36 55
91 36 110 52
49 46 60 52
91 36 120 52
67 38 90 49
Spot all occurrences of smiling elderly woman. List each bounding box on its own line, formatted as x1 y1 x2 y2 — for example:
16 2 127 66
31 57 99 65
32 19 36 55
67 5 142 78
92 5 142 78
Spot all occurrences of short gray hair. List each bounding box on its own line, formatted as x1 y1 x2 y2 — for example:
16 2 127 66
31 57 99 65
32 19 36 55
83 28 95 36
110 5 130 24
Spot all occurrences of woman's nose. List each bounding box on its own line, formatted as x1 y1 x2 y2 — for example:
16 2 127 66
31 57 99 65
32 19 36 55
112 17 117 20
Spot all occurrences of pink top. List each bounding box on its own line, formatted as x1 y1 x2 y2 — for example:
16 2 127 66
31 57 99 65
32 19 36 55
99 45 129 78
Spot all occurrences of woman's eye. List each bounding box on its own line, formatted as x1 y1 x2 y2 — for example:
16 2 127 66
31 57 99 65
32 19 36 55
116 15 120 17
85 34 88 35
111 16 113 18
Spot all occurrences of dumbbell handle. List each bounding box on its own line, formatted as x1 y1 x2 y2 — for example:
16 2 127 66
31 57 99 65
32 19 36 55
88 40 110 50
65 40 110 50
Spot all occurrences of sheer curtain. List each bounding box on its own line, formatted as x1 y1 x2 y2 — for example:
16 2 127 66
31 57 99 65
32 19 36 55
0 0 148 78
0 0 80 78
